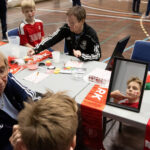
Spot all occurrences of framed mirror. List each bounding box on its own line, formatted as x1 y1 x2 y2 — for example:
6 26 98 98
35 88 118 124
106 57 148 112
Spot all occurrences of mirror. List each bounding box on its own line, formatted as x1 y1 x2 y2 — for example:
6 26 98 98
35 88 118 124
106 57 148 112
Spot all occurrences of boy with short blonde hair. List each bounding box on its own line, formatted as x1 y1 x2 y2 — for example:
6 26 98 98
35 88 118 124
19 0 44 48
10 91 78 150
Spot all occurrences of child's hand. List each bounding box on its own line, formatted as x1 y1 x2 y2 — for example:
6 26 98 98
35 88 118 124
110 90 126 101
9 125 23 150
27 49 35 56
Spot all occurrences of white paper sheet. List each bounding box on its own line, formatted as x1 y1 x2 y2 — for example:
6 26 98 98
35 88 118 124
24 72 49 83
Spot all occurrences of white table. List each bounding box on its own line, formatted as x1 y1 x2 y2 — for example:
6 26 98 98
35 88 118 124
14 58 107 97
0 44 105 98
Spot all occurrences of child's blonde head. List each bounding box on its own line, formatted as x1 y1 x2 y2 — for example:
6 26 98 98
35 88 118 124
127 77 143 91
21 0 35 11
18 91 78 150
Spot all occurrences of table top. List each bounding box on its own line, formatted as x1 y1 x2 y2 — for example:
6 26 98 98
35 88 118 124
15 57 106 97
14 55 88 97
0 43 106 98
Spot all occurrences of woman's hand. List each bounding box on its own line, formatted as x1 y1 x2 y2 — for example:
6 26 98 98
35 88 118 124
27 49 35 56
73 49 81 58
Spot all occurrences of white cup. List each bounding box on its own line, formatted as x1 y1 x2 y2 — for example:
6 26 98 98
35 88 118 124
8 36 20 45
52 51 60 63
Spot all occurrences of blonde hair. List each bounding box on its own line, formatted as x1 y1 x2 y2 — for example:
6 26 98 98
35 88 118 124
21 0 35 10
127 77 143 90
18 91 78 150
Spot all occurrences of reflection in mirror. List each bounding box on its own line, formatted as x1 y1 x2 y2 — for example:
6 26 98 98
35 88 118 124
110 77 142 108
106 57 148 112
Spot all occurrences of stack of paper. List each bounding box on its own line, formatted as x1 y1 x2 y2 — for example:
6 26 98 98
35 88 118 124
84 68 111 88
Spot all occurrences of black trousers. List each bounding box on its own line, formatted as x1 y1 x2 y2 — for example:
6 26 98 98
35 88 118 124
0 7 7 38
146 0 150 16
132 0 141 12
72 0 81 6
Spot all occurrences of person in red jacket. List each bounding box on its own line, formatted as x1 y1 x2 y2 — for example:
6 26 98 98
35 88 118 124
19 0 44 48
110 77 143 108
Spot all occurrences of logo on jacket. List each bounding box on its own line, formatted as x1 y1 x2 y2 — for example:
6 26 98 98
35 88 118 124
66 36 71 40
80 40 87 50
0 124 3 129
38 26 41 30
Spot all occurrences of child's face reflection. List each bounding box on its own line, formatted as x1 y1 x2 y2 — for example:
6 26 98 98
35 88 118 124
126 81 141 100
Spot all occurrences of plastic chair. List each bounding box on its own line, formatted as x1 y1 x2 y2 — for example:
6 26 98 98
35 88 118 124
7 28 20 45
131 40 150 70
7 28 19 37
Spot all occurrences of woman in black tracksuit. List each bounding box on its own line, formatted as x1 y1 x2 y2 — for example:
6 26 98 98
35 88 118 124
29 6 101 61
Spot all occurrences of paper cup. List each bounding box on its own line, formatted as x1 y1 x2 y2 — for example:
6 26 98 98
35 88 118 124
52 51 60 63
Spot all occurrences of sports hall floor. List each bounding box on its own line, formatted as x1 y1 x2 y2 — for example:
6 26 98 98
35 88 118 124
1 0 149 149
